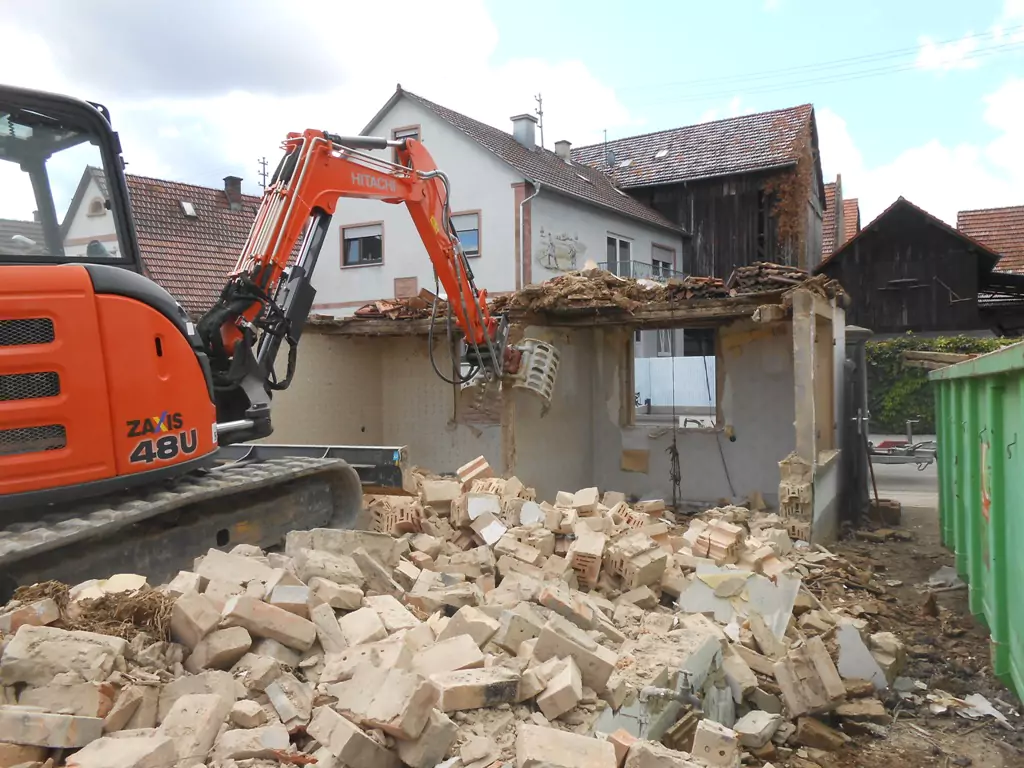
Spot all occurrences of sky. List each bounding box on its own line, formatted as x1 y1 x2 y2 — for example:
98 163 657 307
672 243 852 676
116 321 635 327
1 0 1021 226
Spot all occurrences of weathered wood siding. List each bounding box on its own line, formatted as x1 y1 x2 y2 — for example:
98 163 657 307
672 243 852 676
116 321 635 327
630 169 823 279
819 204 987 333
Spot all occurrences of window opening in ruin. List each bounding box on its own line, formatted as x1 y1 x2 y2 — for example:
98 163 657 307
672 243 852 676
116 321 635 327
630 326 721 429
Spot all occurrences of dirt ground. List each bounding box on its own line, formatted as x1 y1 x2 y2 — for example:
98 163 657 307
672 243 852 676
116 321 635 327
814 500 1022 768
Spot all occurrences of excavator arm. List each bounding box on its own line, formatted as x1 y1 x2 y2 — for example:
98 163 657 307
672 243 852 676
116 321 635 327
197 129 558 444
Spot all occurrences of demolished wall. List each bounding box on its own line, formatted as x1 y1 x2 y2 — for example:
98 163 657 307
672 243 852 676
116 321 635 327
275 265 846 534
266 334 504 471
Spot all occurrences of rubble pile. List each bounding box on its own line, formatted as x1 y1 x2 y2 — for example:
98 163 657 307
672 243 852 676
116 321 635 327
490 269 668 313
725 263 811 293
663 276 730 301
0 457 978 768
489 263 844 316
340 264 845 325
353 289 446 320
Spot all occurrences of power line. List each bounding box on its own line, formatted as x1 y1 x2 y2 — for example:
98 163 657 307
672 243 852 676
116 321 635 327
615 23 1024 95
627 39 1024 107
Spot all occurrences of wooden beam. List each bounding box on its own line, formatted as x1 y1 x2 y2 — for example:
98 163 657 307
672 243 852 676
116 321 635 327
306 318 433 337
308 290 790 337
506 294 781 329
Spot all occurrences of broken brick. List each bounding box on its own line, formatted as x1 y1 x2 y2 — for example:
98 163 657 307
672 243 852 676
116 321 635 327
432 667 521 711
184 626 252 673
0 706 103 748
212 723 290 760
436 605 500 648
396 708 458 768
221 595 316 652
170 591 221 650
338 606 388 647
516 723 616 768
307 704 401 768
536 657 582 720
413 634 484 678
158 692 232 764
362 668 439 739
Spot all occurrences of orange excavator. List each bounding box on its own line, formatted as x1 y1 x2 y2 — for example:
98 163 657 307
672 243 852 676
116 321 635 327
0 84 558 591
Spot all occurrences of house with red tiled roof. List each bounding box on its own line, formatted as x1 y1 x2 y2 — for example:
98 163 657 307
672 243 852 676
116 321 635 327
572 104 827 278
819 174 861 263
309 85 686 324
822 181 838 260
62 167 259 316
816 197 1024 336
957 205 1024 274
842 198 860 245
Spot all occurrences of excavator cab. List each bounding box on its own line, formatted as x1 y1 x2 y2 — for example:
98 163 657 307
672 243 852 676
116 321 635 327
0 87 143 270
0 85 221 509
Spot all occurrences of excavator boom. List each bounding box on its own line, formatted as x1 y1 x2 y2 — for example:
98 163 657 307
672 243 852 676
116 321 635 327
197 129 559 444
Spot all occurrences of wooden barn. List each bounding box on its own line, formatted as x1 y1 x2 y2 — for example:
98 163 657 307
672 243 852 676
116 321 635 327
816 197 1024 335
571 104 827 278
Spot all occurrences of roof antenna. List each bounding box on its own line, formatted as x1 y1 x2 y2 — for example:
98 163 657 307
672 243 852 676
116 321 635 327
534 94 544 150
604 129 616 172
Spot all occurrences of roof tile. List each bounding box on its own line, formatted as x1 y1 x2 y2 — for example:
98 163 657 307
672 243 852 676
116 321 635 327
123 173 260 316
394 88 681 232
841 198 860 245
570 104 814 188
0 217 44 246
957 205 1024 274
821 182 838 260
818 196 1000 271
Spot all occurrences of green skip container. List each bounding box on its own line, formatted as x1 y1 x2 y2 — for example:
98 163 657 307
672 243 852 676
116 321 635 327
931 341 1024 700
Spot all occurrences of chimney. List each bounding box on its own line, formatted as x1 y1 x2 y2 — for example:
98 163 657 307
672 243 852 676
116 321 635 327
554 140 572 162
510 113 538 149
32 210 40 222
223 175 243 211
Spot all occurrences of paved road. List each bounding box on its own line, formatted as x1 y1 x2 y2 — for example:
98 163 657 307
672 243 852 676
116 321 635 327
869 433 939 509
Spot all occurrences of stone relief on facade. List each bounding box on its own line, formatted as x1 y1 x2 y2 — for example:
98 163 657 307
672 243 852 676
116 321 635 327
535 227 587 272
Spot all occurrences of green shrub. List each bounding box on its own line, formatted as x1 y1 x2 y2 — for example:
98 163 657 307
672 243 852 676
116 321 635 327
865 334 1016 434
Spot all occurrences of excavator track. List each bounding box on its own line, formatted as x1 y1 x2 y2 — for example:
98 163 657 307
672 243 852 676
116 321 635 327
0 445 408 597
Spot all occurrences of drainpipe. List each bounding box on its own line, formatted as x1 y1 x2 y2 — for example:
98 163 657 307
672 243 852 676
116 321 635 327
520 180 541 287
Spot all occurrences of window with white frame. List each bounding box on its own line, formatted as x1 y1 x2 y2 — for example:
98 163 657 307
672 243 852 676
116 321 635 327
452 212 480 257
342 223 383 266
652 244 675 277
606 234 632 276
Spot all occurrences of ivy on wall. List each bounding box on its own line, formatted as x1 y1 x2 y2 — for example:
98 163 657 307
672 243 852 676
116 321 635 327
866 334 1016 433
763 130 815 266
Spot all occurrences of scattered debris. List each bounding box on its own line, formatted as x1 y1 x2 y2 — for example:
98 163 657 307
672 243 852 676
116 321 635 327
0 457 1012 768
352 288 445 320
926 565 967 591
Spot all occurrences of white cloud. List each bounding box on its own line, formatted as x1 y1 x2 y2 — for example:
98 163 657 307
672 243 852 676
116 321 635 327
915 33 981 71
817 78 1024 226
0 0 639 218
992 0 1024 43
698 96 757 123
